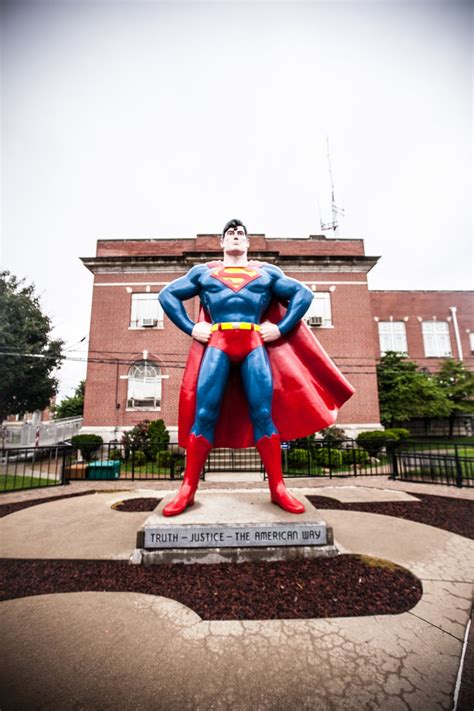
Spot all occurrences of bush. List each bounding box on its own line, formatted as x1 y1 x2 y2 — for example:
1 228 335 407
108 448 122 461
156 450 173 468
341 448 370 466
149 419 170 458
132 450 147 467
288 448 311 469
319 426 347 447
356 430 399 456
384 428 410 442
314 448 343 468
121 419 170 460
71 434 103 462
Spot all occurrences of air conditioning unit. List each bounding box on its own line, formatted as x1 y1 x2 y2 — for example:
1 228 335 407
140 318 157 328
308 316 323 327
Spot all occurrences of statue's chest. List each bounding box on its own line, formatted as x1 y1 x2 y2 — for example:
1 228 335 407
203 266 270 294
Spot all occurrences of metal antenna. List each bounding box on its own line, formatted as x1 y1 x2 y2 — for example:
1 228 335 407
319 136 345 236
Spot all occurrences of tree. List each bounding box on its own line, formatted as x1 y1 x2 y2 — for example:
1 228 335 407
0 271 64 422
54 381 85 419
436 359 474 437
377 352 452 427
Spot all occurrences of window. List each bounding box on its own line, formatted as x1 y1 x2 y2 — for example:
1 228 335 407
378 322 407 355
305 293 332 327
127 361 162 409
469 333 474 355
422 321 452 357
130 293 163 328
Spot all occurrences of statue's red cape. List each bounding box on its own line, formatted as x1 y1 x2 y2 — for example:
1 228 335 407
178 264 355 448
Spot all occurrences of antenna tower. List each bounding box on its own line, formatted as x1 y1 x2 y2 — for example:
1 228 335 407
319 136 345 236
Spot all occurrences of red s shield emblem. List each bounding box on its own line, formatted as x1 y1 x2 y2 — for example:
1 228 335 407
211 266 262 292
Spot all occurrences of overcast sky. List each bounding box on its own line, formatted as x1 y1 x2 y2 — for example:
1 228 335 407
1 0 472 401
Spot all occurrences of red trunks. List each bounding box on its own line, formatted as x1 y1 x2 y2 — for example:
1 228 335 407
209 329 263 364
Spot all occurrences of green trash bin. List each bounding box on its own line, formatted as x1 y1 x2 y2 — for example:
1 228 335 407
87 460 121 480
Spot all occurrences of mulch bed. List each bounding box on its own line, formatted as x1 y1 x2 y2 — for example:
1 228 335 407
307 493 474 539
0 555 422 620
112 497 162 512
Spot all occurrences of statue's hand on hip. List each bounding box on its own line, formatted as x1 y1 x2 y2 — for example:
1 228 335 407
192 321 212 343
260 321 281 343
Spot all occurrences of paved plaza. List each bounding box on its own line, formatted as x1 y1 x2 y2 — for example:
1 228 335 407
1 476 473 710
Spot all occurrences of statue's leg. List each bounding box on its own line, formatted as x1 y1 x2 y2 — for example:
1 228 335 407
163 347 230 517
241 347 305 514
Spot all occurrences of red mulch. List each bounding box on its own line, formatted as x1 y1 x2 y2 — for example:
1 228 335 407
112 497 162 512
0 556 422 620
307 493 474 539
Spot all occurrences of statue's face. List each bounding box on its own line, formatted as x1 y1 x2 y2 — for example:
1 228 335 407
221 226 249 255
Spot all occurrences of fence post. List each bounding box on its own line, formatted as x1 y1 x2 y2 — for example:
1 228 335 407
131 447 135 481
389 449 399 481
328 441 332 480
60 446 69 486
454 445 463 488
352 440 357 477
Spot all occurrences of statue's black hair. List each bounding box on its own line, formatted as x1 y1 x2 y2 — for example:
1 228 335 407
221 219 248 238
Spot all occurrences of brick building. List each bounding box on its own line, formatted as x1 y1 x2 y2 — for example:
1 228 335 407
81 234 473 442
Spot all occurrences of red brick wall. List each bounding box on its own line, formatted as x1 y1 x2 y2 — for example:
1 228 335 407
370 291 474 372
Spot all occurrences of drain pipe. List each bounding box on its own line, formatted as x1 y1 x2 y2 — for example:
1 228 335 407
450 306 463 360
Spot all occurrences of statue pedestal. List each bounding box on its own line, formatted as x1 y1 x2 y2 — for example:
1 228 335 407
135 491 337 565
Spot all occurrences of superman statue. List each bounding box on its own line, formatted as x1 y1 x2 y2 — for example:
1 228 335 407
158 219 355 517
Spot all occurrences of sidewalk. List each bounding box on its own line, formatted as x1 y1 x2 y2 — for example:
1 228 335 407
1 477 473 710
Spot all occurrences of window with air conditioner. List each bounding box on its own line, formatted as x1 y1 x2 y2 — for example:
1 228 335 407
130 293 163 329
421 321 452 357
305 292 332 327
127 361 162 409
378 322 408 355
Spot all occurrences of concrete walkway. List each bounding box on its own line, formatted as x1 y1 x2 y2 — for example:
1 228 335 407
1 478 473 710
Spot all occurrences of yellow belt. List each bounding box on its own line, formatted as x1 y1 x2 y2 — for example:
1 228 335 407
211 322 261 332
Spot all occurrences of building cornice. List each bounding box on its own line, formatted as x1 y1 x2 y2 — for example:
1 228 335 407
81 254 380 275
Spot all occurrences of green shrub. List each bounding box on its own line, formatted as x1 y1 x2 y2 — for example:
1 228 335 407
156 450 174 468
288 448 311 469
149 419 170 457
314 448 343 468
132 450 147 467
384 428 410 442
341 448 370 465
108 448 122 461
319 426 347 447
71 434 103 462
356 430 397 457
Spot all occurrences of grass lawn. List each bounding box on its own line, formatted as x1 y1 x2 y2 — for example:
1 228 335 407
0 475 60 492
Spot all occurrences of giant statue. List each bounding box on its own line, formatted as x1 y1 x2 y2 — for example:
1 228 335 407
158 219 355 517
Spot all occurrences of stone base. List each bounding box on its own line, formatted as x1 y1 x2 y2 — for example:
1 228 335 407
135 491 337 565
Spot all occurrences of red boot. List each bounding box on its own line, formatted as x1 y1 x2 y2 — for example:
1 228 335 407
162 434 212 517
256 434 305 514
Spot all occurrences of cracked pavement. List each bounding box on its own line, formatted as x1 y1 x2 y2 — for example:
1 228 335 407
0 482 473 710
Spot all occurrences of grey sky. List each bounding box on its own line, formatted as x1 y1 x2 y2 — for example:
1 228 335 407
1 0 472 400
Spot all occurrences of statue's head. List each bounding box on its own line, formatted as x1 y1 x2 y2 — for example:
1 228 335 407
220 218 249 256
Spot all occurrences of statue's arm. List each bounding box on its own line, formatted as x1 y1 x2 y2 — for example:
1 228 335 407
158 266 204 336
266 265 313 336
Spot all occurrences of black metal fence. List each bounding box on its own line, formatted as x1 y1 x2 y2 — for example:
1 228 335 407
1 439 473 493
0 445 71 493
